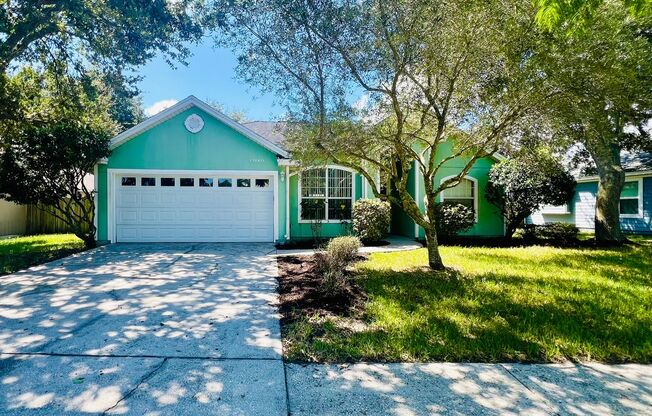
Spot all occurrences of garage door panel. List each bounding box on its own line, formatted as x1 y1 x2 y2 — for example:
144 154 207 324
139 210 159 223
115 173 274 242
160 193 177 204
141 193 159 205
117 192 139 207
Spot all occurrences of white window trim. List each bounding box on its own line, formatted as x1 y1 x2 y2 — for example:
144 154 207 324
620 177 643 219
107 169 279 243
540 204 571 215
298 165 356 224
439 175 479 223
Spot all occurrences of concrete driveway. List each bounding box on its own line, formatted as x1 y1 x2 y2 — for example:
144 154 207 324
0 243 286 415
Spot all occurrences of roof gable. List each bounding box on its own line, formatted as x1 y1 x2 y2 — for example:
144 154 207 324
109 96 289 158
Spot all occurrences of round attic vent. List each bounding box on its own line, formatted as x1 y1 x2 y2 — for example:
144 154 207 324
184 114 204 133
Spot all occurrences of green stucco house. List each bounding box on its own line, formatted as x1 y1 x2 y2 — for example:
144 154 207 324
94 96 504 243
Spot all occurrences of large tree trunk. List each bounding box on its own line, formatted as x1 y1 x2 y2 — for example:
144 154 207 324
424 226 445 270
592 144 626 243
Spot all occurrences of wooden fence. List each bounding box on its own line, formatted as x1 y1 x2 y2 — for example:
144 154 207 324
26 199 92 235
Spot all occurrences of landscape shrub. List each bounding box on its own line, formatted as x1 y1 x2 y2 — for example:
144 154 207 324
352 199 391 243
536 223 579 244
434 201 475 238
318 236 361 294
518 223 579 245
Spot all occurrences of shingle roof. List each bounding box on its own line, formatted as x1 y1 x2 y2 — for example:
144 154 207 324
242 121 289 150
621 151 652 172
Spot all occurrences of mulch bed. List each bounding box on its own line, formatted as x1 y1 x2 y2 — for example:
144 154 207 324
276 255 367 325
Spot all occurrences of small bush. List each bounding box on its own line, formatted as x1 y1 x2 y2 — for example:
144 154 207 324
518 223 579 245
434 201 475 238
352 199 391 243
318 236 361 294
537 223 579 244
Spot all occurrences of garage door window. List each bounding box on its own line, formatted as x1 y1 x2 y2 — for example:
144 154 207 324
237 178 251 188
161 178 175 187
255 179 270 188
141 177 156 186
180 178 195 187
300 167 353 222
199 178 213 187
218 178 232 187
121 177 136 186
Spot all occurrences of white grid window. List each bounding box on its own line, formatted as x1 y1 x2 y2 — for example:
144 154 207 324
300 167 353 221
620 180 641 217
441 177 477 220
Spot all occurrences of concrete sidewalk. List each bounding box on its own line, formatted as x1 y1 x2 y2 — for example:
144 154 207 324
287 362 652 415
274 234 422 257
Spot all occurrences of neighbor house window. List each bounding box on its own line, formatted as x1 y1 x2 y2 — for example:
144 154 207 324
441 176 477 221
620 180 641 217
300 167 353 221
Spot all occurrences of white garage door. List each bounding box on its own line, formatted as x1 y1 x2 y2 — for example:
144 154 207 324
114 173 274 242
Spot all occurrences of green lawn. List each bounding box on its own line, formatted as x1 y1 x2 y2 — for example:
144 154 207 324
0 234 85 276
285 237 652 363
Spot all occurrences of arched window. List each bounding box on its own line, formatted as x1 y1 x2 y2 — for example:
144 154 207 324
300 167 353 222
441 176 478 221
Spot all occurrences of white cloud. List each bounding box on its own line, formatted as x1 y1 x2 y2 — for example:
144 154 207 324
145 99 178 117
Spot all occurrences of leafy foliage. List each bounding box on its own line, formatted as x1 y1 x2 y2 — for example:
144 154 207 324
532 2 652 242
535 0 651 32
215 0 545 268
0 0 205 72
520 223 580 245
317 236 361 295
0 66 116 247
434 202 476 238
486 149 575 237
352 199 391 243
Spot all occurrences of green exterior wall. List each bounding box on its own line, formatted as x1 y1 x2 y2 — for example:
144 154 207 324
97 103 502 243
97 107 287 242
393 141 504 239
391 163 418 237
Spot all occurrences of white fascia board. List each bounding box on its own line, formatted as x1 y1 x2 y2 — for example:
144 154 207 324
109 95 289 158
576 170 652 183
277 159 300 166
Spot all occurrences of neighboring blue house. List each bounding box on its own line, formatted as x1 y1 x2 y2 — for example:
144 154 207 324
529 152 652 234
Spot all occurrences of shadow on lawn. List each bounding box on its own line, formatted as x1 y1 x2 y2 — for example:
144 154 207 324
290 244 652 363
350 267 651 363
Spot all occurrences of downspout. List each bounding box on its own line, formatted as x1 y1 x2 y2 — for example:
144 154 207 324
285 164 290 241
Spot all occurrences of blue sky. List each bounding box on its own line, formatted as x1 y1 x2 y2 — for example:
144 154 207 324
136 39 284 121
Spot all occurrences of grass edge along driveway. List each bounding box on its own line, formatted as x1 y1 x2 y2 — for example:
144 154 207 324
0 234 85 276
283 237 652 363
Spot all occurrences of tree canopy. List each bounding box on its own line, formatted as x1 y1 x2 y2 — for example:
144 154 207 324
215 0 548 269
0 0 205 73
532 2 652 241
0 65 116 247
486 148 576 238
